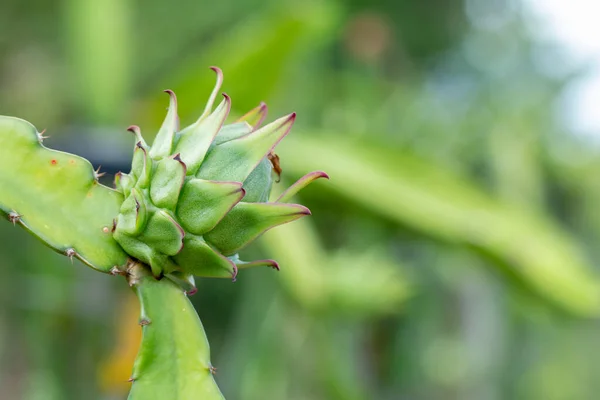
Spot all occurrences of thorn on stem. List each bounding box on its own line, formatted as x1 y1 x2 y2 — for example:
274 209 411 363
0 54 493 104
110 266 126 276
8 211 21 225
37 129 49 143
128 377 135 383
65 248 76 263
209 365 217 375
139 318 151 326
94 165 105 180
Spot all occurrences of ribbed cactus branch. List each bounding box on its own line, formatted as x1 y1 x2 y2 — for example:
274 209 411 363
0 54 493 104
126 261 224 400
0 116 128 271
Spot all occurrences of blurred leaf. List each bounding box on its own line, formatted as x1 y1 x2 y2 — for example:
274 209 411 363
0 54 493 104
261 211 411 316
63 0 133 123
279 133 600 316
139 0 341 128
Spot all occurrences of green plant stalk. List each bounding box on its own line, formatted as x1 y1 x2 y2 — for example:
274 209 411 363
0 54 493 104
126 261 224 399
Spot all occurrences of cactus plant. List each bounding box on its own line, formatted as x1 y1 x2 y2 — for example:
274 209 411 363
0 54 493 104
0 67 327 399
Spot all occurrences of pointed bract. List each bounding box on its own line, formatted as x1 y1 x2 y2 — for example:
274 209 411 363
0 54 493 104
235 102 268 129
131 143 151 188
138 210 185 256
236 258 280 271
197 113 296 183
200 67 224 120
277 171 329 202
150 154 187 210
115 188 147 236
242 158 273 203
213 122 253 145
115 172 134 196
173 235 237 279
149 90 179 159
177 179 245 235
205 202 310 256
166 271 197 295
174 95 231 175
127 125 148 149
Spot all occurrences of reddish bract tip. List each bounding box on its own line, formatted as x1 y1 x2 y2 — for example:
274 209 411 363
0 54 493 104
236 101 269 129
258 259 280 270
209 66 223 77
163 90 178 112
186 287 198 296
126 125 141 134
315 171 330 180
289 205 312 216
276 171 329 203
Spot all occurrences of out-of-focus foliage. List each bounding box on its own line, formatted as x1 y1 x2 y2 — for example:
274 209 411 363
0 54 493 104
1 0 600 399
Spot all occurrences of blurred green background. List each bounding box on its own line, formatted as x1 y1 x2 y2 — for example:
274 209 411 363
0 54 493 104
2 0 600 399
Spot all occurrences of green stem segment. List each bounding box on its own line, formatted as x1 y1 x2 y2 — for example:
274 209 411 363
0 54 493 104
126 261 224 400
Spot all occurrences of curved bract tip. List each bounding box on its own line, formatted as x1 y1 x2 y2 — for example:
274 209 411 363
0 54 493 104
237 258 280 271
201 67 225 120
236 102 269 130
277 171 329 203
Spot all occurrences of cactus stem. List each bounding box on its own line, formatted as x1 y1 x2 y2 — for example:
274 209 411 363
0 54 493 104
139 318 151 326
8 211 21 225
